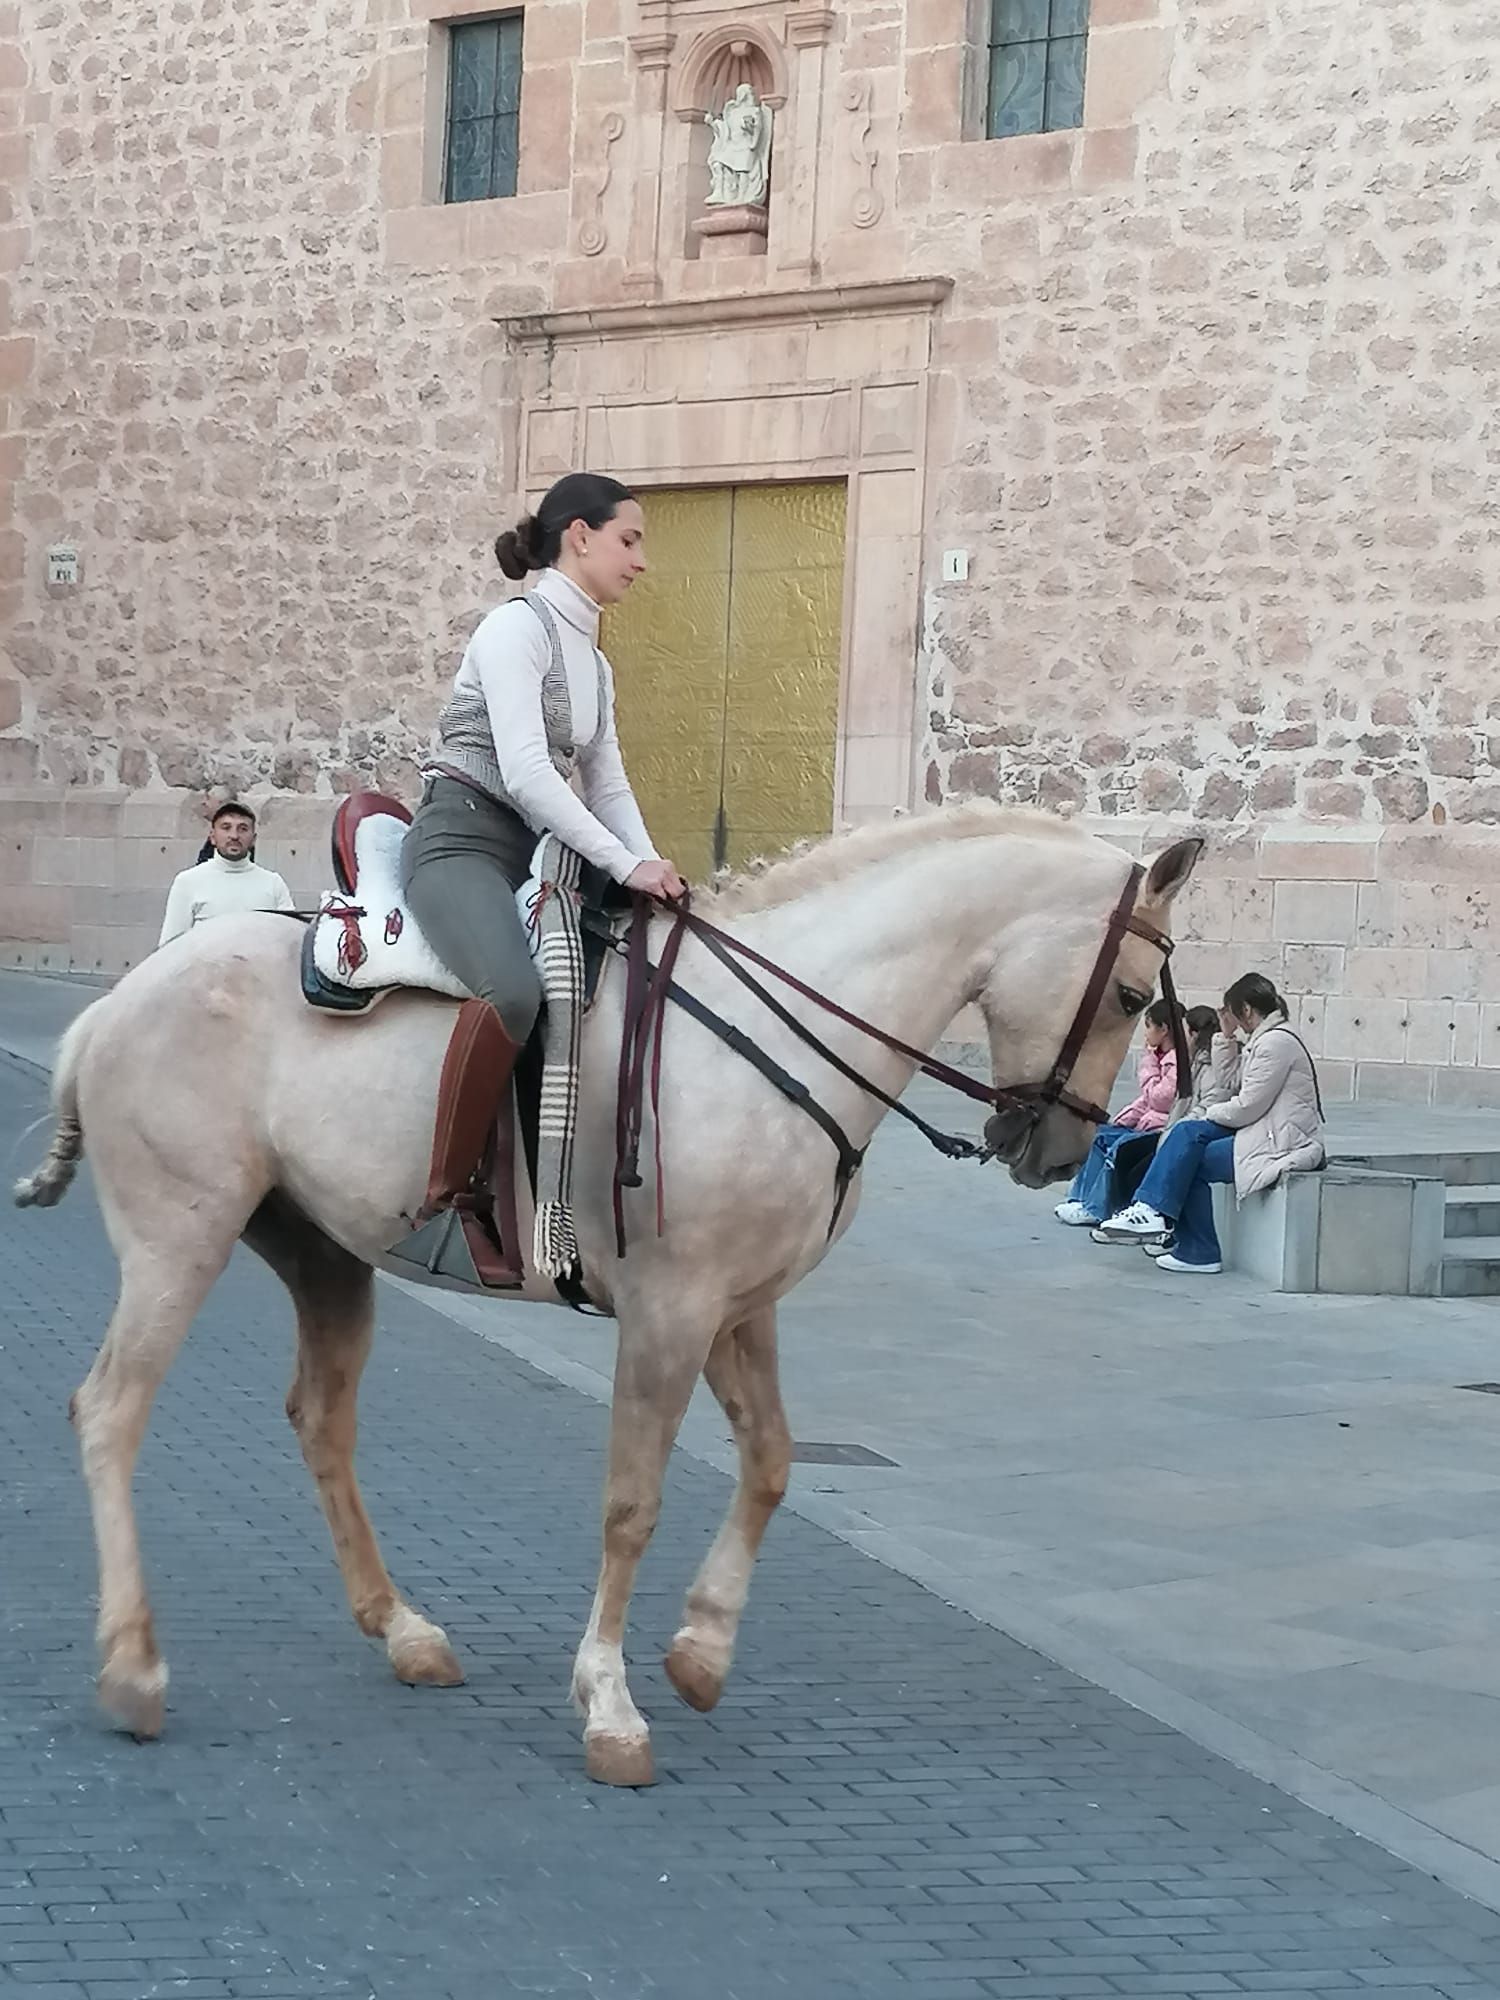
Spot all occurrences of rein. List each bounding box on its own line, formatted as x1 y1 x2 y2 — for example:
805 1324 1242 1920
608 860 1184 1257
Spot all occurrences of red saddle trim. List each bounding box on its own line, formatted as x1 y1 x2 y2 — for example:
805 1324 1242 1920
325 898 368 978
332 790 412 897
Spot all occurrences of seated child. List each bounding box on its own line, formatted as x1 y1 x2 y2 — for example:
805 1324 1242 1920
1053 1000 1179 1228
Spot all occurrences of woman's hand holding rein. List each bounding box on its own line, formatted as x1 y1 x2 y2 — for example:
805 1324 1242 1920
627 858 688 902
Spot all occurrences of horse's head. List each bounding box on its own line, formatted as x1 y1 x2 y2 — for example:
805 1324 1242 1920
976 836 1203 1189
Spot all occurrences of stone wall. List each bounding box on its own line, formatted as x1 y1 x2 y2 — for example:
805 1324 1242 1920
902 0 1500 834
8 797 1493 1114
0 788 329 976
6 0 517 802
1121 822 1500 1108
2 0 1496 1101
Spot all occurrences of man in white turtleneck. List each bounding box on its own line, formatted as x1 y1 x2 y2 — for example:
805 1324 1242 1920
158 802 295 947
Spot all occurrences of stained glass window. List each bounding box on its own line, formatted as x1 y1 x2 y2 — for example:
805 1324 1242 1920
444 15 523 203
987 0 1089 140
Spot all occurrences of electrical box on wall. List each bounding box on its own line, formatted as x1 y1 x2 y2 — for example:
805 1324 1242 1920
941 549 970 583
47 545 80 587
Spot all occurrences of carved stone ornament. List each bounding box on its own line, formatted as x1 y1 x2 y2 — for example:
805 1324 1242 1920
579 111 626 257
843 77 883 229
705 83 773 208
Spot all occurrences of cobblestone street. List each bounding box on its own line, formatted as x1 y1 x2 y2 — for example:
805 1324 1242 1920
4 1057 1500 2000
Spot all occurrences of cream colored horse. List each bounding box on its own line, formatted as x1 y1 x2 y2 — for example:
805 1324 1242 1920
17 805 1199 1785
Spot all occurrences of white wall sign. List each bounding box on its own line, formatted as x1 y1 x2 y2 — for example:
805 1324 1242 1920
941 549 970 583
47 545 80 586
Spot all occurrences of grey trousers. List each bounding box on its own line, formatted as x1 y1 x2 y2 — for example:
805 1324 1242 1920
400 776 543 1043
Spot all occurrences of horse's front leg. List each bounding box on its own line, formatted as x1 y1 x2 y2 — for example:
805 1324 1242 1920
666 1308 790 1713
571 1304 711 1787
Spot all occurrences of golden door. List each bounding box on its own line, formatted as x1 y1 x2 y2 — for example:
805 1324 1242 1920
603 483 847 881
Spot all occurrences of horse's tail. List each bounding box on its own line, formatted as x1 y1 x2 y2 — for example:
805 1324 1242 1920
13 999 100 1209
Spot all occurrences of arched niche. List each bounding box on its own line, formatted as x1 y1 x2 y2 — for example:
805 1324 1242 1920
670 24 786 260
672 25 788 120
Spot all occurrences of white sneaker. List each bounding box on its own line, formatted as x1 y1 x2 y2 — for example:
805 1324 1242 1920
1054 1200 1097 1227
1097 1202 1169 1241
1154 1253 1222 1275
1090 1226 1138 1245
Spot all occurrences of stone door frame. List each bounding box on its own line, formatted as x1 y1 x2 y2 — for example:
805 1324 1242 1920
502 277 951 829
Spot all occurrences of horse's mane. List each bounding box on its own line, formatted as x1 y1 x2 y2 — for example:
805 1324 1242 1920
703 802 1089 916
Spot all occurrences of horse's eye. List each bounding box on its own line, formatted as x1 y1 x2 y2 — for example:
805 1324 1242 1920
1118 985 1151 1017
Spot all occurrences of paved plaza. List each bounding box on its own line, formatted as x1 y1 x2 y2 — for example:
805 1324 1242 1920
3 975 1500 1998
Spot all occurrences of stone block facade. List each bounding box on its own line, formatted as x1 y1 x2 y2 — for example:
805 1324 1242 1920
1118 822 1500 1106
0 789 330 974
1 0 1496 1099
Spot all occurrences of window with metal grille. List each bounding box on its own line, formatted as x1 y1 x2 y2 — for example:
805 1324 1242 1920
987 0 1089 140
444 14 523 203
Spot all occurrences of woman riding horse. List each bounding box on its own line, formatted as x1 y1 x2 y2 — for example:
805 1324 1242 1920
394 472 686 1282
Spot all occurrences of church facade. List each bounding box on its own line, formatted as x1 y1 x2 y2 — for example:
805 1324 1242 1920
1 0 1497 1101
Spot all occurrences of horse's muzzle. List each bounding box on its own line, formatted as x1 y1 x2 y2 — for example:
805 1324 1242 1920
983 1105 1036 1161
984 1103 1093 1190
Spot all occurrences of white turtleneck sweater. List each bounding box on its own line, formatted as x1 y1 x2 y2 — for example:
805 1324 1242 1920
158 853 295 947
448 567 658 883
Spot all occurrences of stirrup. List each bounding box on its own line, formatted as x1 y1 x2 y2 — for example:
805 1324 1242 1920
386 1207 522 1293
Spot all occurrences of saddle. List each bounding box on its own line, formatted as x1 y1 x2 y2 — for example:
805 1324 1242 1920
303 791 620 1014
301 794 466 1014
303 791 623 1304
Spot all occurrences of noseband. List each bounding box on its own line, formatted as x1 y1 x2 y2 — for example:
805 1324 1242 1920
608 859 1186 1254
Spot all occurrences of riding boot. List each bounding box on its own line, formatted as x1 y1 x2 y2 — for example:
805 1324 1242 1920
387 998 524 1291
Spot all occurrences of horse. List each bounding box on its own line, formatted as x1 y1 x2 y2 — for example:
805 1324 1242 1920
15 804 1200 1786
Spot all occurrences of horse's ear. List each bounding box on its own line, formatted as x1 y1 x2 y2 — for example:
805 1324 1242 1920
1144 837 1203 906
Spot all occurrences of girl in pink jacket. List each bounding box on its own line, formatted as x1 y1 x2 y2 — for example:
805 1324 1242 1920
1114 1009 1180 1132
1054 1001 1178 1226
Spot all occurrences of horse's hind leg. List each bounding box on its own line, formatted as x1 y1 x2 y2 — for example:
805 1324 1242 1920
244 1197 463 1689
74 1241 236 1739
665 1307 791 1714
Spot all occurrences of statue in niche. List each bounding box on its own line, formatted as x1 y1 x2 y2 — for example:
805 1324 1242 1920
704 83 773 209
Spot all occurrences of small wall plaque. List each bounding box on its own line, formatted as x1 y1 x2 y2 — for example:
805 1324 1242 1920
47 545 80 587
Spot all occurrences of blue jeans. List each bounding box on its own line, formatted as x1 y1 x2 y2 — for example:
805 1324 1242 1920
1135 1119 1237 1266
1067 1124 1143 1220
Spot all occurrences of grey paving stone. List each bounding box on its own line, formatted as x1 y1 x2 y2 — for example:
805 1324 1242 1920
0 1942 72 1965
3 1054 1500 2000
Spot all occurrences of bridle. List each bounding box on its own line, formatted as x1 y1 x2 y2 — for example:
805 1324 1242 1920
981 859 1188 1141
607 858 1187 1255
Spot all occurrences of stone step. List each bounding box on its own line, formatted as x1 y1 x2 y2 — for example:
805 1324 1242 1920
1441 1238 1500 1298
1334 1150 1500 1188
1446 1186 1500 1240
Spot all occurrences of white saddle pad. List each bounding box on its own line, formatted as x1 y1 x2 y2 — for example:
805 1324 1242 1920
309 809 545 1001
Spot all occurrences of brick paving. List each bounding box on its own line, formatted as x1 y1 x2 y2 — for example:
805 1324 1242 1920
2 1056 1499 2000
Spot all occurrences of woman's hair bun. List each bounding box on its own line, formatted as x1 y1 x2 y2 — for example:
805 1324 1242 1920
494 514 542 580
493 475 635 581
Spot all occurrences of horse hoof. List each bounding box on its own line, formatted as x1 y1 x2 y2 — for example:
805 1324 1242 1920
585 1731 655 1787
664 1635 724 1713
98 1657 167 1741
387 1609 465 1688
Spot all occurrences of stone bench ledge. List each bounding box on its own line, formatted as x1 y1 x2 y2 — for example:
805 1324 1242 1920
1214 1164 1445 1295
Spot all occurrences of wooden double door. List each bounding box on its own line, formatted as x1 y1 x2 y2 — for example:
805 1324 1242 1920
603 482 847 881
